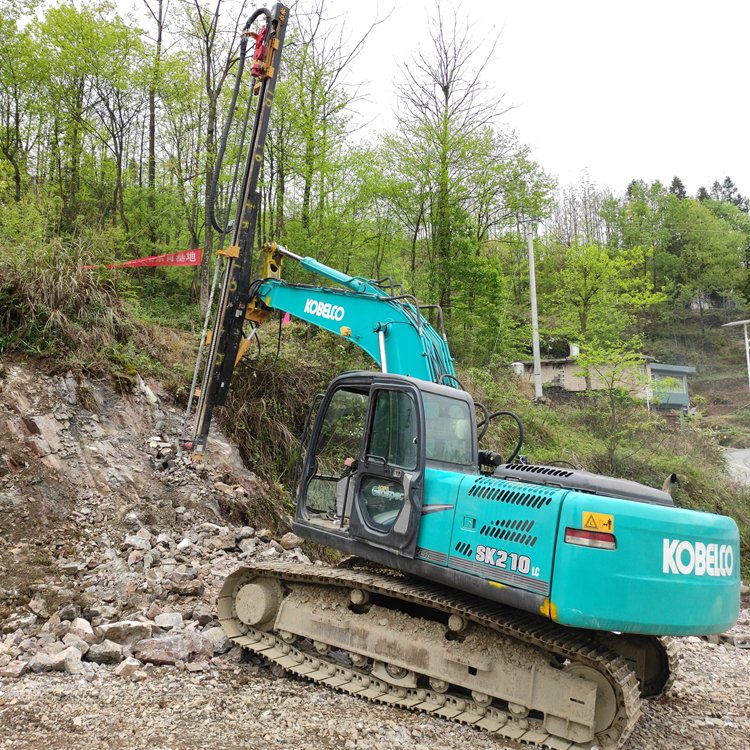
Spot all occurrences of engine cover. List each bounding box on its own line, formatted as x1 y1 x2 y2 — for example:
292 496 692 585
493 463 674 506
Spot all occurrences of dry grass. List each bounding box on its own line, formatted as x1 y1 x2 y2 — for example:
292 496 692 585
0 233 135 366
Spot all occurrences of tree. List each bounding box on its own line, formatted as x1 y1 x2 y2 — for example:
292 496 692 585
160 51 205 253
184 0 249 310
89 18 146 232
669 176 687 199
0 13 36 202
550 177 612 247
576 343 654 472
396 2 505 315
143 0 166 243
553 244 618 348
546 241 663 388
718 176 747 211
662 196 745 331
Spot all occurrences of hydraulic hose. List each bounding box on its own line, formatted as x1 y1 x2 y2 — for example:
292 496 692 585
208 8 272 236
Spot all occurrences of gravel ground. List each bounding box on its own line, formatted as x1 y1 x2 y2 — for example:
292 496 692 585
2 628 750 750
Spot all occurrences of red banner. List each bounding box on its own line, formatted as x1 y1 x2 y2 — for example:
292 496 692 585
84 249 202 270
105 248 202 268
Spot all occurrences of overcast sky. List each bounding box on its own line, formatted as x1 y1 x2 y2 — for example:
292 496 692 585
121 0 749 198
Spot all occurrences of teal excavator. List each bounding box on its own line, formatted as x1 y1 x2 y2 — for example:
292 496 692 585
182 6 740 749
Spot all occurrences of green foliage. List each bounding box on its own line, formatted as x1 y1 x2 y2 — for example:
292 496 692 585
0 210 133 361
128 267 200 331
601 180 749 320
575 344 655 470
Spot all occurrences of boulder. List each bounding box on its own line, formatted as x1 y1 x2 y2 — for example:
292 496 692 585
124 534 151 551
202 627 231 655
114 656 146 679
279 532 304 550
164 580 204 597
28 594 50 619
154 612 183 631
96 620 153 647
58 603 81 621
135 527 153 543
61 631 90 656
69 618 96 644
238 538 257 554
86 639 123 665
206 532 235 551
30 646 83 675
134 631 212 666
0 661 28 678
122 512 142 532
133 637 188 666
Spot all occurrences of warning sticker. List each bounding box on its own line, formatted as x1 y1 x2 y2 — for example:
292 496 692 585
583 512 614 533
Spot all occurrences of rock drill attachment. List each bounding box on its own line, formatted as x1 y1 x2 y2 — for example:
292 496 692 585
182 3 288 457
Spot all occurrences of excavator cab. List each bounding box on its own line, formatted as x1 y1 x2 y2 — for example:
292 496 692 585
294 372 475 560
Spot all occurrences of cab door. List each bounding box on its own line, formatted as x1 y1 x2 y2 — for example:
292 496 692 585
349 382 425 556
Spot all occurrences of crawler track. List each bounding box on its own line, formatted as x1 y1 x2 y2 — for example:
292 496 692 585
219 562 645 749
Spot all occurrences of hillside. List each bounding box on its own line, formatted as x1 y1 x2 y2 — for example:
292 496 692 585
645 309 750 447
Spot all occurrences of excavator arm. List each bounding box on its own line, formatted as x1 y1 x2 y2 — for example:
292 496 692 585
248 246 456 381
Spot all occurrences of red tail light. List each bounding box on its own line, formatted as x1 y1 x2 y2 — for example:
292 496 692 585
565 527 617 550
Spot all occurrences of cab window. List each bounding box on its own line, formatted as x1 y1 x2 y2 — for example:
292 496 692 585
423 392 473 466
366 389 418 470
306 387 368 514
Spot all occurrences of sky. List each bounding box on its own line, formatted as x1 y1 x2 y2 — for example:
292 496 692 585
119 0 750 198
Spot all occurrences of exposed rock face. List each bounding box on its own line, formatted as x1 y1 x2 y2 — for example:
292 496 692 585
0 362 303 682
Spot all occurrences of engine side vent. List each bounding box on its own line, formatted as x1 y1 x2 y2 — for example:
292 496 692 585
502 464 574 478
468 475 554 509
454 541 474 558
479 518 537 547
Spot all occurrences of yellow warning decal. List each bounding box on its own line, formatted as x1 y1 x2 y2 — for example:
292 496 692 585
583 511 614 533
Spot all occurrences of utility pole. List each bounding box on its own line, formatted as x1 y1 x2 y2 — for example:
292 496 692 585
527 223 543 401
722 318 750 395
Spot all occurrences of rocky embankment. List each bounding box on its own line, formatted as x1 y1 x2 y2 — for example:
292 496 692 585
1 361 749 750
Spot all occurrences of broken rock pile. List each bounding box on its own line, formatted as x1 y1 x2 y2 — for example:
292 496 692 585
0 520 309 681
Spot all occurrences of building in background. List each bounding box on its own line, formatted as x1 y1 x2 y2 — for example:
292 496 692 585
648 363 697 411
511 350 696 412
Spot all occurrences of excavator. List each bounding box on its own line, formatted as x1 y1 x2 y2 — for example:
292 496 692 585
182 5 741 749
